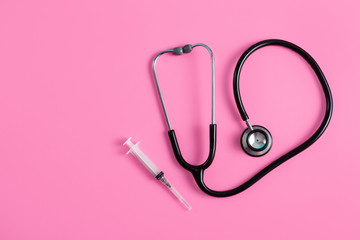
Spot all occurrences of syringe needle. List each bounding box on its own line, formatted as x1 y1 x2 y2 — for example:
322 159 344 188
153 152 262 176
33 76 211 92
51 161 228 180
169 185 192 210
158 176 192 210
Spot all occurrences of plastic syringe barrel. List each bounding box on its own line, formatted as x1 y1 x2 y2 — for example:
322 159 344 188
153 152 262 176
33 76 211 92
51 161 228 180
123 137 161 177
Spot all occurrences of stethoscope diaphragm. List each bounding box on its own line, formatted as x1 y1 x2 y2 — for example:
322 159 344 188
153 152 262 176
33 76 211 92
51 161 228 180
240 125 272 157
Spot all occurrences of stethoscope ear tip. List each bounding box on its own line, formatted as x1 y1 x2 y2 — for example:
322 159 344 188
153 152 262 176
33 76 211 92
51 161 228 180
172 44 193 55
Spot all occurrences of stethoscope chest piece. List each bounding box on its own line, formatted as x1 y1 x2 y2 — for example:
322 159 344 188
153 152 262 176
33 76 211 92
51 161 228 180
241 125 272 157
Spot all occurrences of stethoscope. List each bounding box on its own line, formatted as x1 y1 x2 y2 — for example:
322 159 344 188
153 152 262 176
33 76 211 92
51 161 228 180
152 39 333 197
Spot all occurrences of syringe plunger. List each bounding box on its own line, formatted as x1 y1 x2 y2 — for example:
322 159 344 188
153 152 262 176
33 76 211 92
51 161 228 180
123 137 161 177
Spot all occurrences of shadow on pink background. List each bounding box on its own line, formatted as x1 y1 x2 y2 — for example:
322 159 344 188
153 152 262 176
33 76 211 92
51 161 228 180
0 0 359 239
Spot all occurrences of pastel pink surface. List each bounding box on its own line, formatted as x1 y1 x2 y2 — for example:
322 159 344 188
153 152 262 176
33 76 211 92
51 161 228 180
0 0 359 239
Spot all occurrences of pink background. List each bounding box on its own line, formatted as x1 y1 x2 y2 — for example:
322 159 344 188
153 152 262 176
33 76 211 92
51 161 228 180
0 0 359 239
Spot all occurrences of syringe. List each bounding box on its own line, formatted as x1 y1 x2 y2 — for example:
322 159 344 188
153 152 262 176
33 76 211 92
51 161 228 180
123 137 192 210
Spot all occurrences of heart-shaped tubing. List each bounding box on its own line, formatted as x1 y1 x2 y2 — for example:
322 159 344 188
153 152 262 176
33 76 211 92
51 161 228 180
166 39 333 197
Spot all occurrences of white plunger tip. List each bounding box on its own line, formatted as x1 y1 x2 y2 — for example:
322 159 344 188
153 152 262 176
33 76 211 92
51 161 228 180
123 137 132 146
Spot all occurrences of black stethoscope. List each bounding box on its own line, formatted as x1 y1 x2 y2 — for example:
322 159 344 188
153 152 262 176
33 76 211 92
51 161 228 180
152 39 333 197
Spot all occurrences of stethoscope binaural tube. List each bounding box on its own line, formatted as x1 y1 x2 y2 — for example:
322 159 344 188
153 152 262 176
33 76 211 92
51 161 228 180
153 39 333 197
153 44 217 173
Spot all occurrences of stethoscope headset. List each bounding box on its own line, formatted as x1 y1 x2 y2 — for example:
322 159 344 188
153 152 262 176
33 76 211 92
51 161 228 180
152 39 333 197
